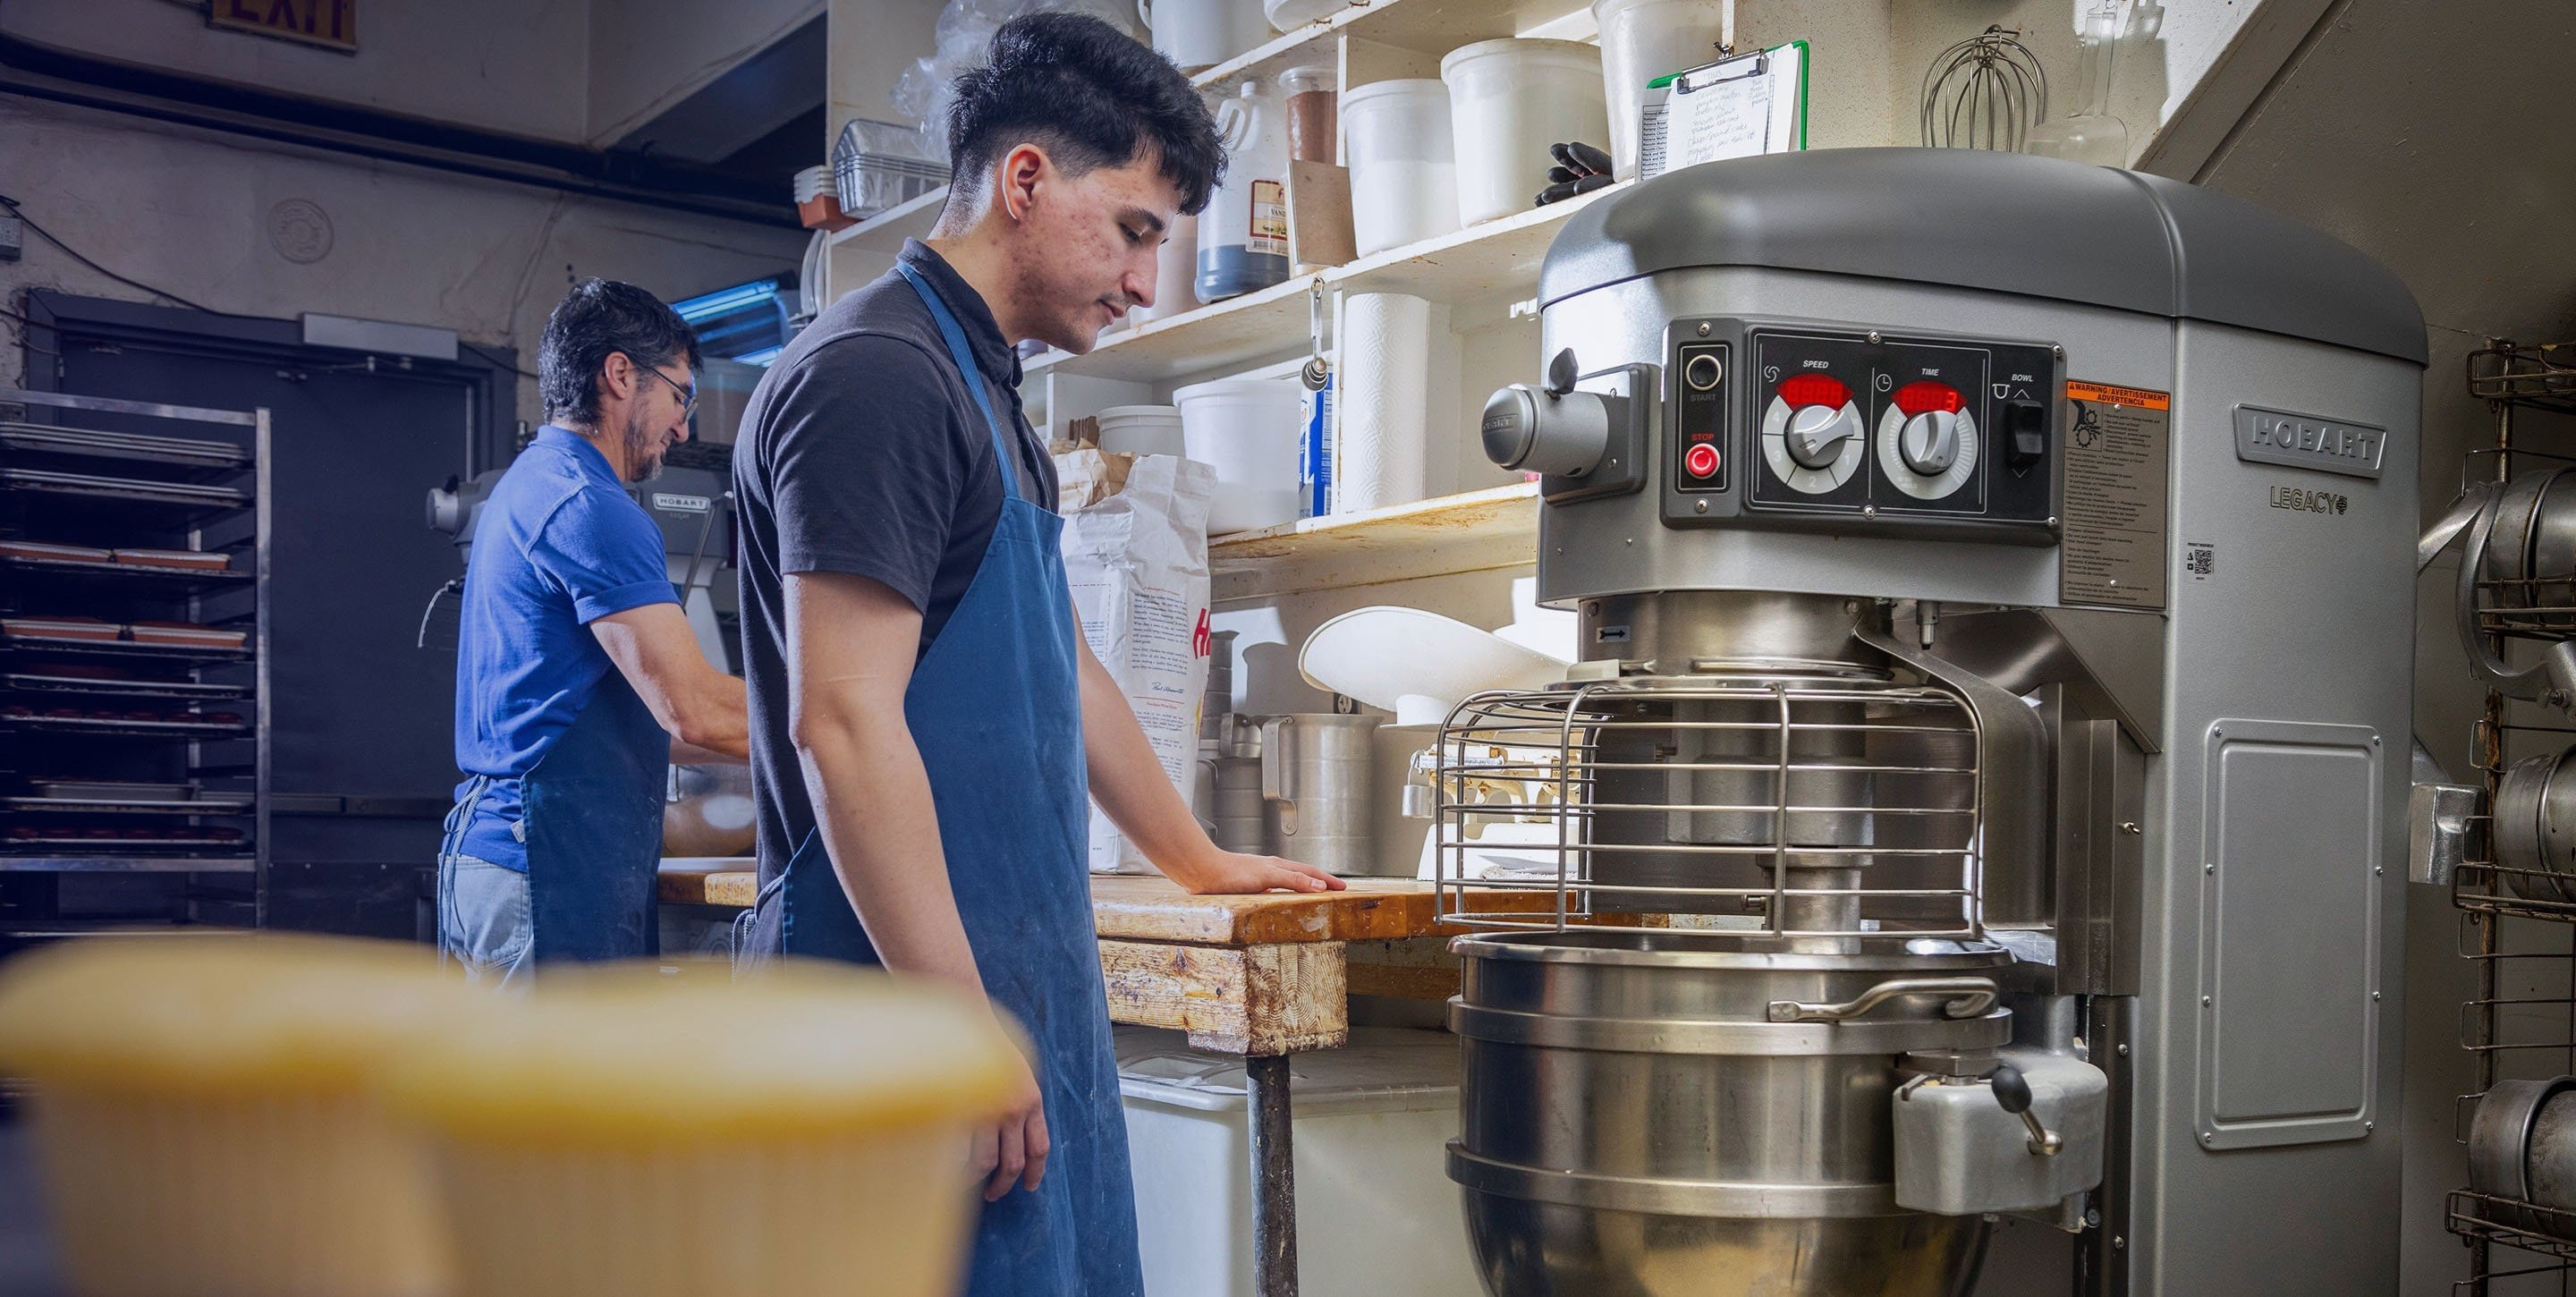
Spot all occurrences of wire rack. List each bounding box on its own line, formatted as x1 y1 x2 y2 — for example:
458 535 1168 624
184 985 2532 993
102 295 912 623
2470 343 2576 418
2453 341 2576 1294
1430 674 1984 938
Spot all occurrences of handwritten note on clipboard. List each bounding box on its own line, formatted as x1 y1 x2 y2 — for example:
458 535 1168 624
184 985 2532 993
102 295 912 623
1638 40 1809 179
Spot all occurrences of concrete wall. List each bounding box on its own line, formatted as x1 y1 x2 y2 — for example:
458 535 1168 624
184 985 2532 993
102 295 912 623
826 0 945 145
0 0 594 141
0 97 809 425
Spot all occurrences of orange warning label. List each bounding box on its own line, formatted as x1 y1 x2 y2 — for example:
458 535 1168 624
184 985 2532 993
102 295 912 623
2065 380 2171 411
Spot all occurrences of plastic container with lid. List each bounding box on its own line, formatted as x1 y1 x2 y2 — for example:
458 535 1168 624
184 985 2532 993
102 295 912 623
1342 78 1461 256
1441 38 1610 226
1131 210 1201 325
383 962 1022 1297
1093 404 1188 457
1118 1025 1484 1297
0 934 477 1297
1141 0 1272 72
1197 81 1292 302
1278 64 1338 165
1175 377 1304 534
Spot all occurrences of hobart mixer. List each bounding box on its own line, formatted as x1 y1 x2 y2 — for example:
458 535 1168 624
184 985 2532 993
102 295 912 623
1442 148 2424 1296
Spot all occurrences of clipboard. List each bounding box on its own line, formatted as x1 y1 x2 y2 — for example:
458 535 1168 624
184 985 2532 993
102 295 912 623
1637 40 1809 179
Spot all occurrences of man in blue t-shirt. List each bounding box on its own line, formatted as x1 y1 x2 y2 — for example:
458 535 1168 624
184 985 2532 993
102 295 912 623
440 279 749 985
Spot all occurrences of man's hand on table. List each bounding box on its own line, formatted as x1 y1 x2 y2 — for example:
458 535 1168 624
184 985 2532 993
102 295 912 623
1159 845 1348 895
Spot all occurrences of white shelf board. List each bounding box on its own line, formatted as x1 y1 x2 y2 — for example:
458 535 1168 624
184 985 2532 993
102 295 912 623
826 186 947 256
1210 481 1538 603
1030 275 1319 384
1026 180 1623 385
1337 180 1621 301
1192 0 1594 93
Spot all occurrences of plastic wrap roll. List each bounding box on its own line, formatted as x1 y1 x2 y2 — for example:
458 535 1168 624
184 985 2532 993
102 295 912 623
1335 292 1436 513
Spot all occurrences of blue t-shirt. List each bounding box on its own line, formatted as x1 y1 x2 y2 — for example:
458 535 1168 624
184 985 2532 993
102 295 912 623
450 427 676 870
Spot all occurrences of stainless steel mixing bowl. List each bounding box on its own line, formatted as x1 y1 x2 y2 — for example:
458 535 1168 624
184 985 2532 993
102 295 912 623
1449 929 2010 1296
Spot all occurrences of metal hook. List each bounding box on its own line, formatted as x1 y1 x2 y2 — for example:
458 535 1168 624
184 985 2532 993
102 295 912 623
1301 280 1331 391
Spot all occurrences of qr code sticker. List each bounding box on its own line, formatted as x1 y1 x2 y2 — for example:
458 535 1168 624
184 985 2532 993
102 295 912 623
2184 541 2216 581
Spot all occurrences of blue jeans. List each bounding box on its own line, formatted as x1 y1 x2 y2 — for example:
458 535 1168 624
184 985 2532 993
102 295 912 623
438 852 533 987
438 774 533 987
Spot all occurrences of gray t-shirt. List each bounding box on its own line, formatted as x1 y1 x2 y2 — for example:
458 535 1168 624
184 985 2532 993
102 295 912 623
731 241 1058 877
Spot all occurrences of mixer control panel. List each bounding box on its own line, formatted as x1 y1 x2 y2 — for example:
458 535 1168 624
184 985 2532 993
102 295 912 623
1661 321 2060 541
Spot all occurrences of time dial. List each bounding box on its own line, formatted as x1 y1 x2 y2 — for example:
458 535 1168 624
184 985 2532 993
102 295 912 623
1876 380 1980 501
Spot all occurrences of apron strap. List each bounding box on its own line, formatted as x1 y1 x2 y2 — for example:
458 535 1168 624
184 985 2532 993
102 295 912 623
896 262 1021 506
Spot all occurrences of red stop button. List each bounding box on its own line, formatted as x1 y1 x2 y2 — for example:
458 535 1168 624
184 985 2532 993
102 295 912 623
1684 443 1720 479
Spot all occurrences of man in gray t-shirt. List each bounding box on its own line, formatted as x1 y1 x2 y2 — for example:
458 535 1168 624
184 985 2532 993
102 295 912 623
729 14 1343 1297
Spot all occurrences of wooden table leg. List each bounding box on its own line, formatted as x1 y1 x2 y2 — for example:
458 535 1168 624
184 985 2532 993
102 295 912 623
1245 1052 1299 1297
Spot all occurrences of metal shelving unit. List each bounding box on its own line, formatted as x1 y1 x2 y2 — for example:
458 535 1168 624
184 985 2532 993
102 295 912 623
2444 342 2576 1294
0 388 270 934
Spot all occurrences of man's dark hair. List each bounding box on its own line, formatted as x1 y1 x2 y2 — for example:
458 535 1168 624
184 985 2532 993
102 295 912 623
537 278 702 427
946 12 1224 215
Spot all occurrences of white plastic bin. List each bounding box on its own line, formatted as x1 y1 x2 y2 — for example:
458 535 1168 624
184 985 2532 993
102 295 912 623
1116 1026 1483 1297
1133 211 1200 325
1441 38 1610 226
1140 0 1271 72
1175 377 1304 534
1094 405 1187 457
1594 0 1729 178
1342 79 1461 257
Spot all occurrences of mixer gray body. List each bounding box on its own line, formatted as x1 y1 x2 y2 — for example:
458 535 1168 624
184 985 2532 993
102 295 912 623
1447 148 2425 1296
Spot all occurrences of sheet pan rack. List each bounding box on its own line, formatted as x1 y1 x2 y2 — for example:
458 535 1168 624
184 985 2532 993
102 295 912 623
0 387 270 923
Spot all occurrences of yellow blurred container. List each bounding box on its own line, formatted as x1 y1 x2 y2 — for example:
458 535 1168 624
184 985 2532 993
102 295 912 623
0 934 472 1297
382 961 1022 1297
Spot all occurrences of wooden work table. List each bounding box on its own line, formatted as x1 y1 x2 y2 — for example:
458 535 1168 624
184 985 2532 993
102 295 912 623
658 865 1490 1052
658 861 1523 1297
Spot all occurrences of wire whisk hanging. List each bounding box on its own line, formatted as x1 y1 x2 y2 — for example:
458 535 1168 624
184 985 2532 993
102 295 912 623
1920 26 2048 151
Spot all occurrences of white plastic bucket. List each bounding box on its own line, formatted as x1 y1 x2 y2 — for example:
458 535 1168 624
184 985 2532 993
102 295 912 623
1594 0 1727 178
1132 211 1199 325
1175 377 1304 535
1094 405 1187 457
1140 0 1270 72
1117 1026 1484 1297
1341 80 1460 257
1440 38 1609 227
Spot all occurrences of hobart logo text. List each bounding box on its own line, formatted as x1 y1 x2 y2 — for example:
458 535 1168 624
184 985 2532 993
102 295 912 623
2233 405 2387 480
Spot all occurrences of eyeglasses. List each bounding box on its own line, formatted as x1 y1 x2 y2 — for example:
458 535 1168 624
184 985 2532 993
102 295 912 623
624 356 698 420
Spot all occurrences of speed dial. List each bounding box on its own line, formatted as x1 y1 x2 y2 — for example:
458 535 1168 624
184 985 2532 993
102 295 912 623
1876 380 1979 501
1760 373 1866 495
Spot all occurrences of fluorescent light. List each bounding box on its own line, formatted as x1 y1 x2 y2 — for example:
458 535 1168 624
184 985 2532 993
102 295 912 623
673 280 780 323
734 345 784 367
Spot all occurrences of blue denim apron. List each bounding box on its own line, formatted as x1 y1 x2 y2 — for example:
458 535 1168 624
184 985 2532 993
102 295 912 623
518 667 666 962
438 665 665 980
743 263 1145 1297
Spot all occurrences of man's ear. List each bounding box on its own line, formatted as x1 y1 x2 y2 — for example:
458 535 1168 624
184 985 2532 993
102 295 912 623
598 351 634 403
998 142 1050 222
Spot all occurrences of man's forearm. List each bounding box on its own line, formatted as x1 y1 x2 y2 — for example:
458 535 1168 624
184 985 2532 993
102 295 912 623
672 673 751 759
794 705 984 992
1079 654 1215 870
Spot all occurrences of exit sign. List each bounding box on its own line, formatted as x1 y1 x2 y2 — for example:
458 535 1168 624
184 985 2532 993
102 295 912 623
209 0 357 54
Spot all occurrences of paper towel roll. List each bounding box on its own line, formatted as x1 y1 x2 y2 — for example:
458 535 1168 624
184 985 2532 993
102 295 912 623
1335 292 1435 513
